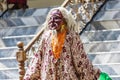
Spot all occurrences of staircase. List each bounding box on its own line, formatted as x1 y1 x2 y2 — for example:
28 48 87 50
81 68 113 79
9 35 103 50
81 0 120 80
0 7 52 80
0 0 120 80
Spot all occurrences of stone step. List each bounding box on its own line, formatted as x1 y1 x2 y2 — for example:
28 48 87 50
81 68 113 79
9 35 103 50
0 57 28 68
87 9 120 30
105 0 120 10
0 25 39 37
0 8 51 18
89 20 120 30
0 79 19 80
94 63 120 76
0 47 17 58
0 51 119 68
2 35 35 47
0 15 46 27
0 68 19 79
87 51 120 64
110 77 120 80
0 64 120 79
83 40 120 52
81 29 120 42
0 57 18 68
94 10 120 21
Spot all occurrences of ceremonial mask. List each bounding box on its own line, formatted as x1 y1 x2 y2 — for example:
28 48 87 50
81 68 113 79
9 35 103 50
48 9 63 30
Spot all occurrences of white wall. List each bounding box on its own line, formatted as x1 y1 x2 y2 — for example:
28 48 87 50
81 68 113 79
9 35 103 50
28 0 64 8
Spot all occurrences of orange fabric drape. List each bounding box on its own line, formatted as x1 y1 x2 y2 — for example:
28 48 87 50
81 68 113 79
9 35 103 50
51 26 67 59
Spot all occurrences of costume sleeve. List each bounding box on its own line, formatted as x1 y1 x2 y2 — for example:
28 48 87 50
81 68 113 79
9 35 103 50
24 38 44 80
70 32 101 80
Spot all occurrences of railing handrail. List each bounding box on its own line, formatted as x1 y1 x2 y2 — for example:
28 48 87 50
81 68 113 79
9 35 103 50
24 0 70 53
24 26 45 52
61 0 70 7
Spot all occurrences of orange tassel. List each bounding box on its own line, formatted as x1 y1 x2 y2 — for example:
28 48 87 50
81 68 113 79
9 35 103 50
51 25 66 59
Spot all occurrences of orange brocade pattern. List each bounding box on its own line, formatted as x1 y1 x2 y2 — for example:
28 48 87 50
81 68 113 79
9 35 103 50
51 28 67 59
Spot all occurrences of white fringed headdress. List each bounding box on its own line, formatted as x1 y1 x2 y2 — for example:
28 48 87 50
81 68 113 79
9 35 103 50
44 7 79 33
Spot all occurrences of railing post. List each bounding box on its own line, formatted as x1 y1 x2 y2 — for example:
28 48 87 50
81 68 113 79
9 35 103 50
16 41 26 80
